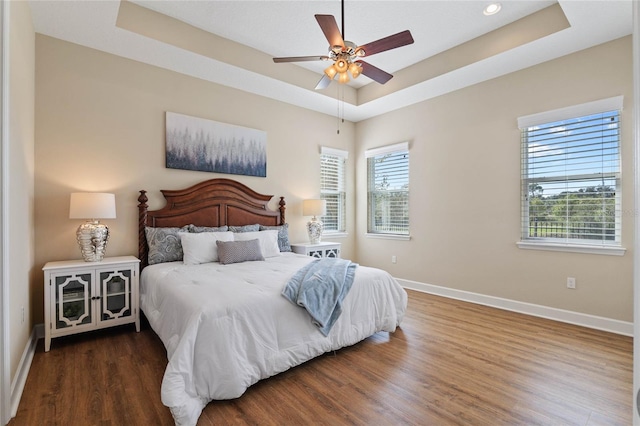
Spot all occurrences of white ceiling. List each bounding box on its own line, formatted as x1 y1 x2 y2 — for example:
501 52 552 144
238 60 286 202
28 0 633 122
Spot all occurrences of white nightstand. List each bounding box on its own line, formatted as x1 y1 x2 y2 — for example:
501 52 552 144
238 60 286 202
291 242 341 259
43 256 140 352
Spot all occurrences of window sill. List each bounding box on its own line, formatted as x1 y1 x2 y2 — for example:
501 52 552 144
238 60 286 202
366 233 411 241
322 232 348 238
517 241 626 256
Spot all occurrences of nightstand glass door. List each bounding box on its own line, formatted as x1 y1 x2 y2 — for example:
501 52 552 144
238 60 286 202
308 250 324 258
55 273 93 329
325 248 339 258
99 269 132 323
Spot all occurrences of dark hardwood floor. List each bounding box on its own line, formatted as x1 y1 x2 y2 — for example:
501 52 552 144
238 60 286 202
10 290 632 425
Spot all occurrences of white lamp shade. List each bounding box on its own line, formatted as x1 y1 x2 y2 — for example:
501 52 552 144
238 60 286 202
302 199 326 217
69 193 116 220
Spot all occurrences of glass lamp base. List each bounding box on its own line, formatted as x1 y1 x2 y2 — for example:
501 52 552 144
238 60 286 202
76 220 110 262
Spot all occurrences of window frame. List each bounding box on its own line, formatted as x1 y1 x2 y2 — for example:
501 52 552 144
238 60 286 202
365 142 410 239
320 146 347 235
517 96 625 256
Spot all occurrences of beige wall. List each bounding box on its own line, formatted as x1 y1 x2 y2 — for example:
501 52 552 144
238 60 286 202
9 1 35 381
355 36 634 322
34 35 355 324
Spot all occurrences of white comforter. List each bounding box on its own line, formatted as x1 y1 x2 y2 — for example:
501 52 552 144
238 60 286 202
141 253 407 426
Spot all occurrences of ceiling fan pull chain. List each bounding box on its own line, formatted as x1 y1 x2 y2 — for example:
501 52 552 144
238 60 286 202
336 84 341 135
341 86 345 125
336 84 345 135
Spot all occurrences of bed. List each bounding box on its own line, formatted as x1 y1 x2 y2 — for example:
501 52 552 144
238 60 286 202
137 178 408 426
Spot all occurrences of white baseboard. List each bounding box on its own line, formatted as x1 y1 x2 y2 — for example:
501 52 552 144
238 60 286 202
10 324 43 418
398 278 633 337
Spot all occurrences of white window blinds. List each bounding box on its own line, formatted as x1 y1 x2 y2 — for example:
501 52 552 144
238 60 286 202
320 147 347 233
366 142 409 235
519 97 622 246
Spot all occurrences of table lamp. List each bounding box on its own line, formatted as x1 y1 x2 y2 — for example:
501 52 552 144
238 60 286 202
69 193 116 262
302 199 326 244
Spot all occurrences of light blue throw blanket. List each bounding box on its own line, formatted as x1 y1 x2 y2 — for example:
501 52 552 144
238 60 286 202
282 258 358 336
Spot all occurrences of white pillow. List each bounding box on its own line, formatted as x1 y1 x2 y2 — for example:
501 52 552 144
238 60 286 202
179 231 234 265
233 230 281 258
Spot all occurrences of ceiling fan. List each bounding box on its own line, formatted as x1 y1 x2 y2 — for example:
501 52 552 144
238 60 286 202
272 0 414 90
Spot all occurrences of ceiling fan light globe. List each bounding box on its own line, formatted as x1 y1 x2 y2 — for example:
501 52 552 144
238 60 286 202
349 62 361 79
338 72 350 84
324 64 338 79
335 58 349 73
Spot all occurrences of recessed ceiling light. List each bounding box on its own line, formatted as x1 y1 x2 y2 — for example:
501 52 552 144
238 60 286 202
483 3 502 16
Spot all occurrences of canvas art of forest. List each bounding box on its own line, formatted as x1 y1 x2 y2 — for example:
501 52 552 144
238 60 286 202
166 112 267 177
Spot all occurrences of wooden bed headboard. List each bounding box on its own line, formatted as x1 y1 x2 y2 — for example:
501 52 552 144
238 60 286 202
138 178 286 268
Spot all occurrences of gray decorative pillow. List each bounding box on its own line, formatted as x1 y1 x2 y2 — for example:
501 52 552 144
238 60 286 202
145 226 190 265
228 224 260 233
189 225 229 233
216 239 264 265
259 223 291 252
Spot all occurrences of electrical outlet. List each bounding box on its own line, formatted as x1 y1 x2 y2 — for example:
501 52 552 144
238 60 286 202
567 277 576 289
391 255 397 264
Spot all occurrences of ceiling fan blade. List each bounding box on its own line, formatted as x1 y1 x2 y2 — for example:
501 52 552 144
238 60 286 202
357 30 414 57
357 61 393 84
315 14 345 48
314 75 332 90
273 55 330 63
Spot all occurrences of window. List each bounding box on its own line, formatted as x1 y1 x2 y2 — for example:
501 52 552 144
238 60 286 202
320 147 347 234
366 142 409 236
518 96 623 253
